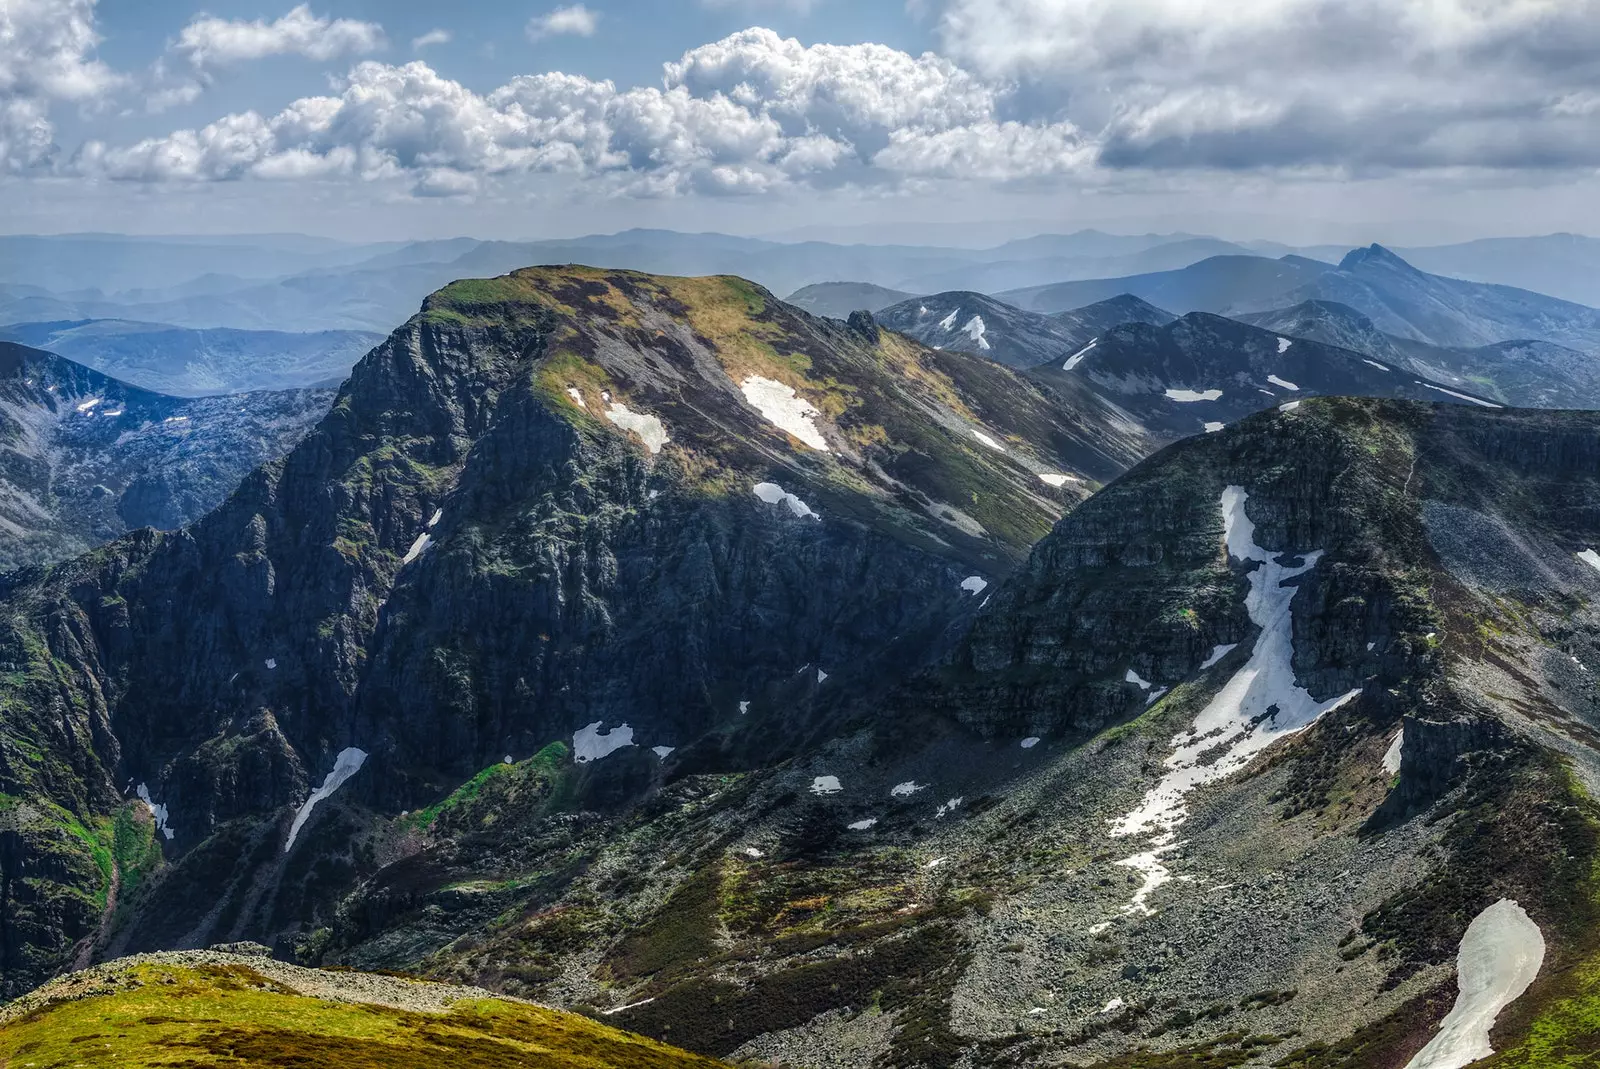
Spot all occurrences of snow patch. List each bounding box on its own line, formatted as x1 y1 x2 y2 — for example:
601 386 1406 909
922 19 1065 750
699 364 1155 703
810 775 843 795
1199 644 1238 670
1577 549 1600 575
1204 422 1224 433
939 308 960 331
1363 359 1391 372
1277 337 1293 354
752 481 819 520
891 781 926 797
935 797 963 817
1267 374 1300 391
566 387 586 409
135 783 175 841
1103 487 1360 915
961 315 991 350
1165 388 1223 402
1125 669 1152 691
1281 400 1302 412
848 818 878 830
742 847 764 858
1402 900 1544 1069
402 532 433 565
740 376 829 450
1020 737 1040 749
817 668 829 684
960 576 988 595
1101 997 1126 1014
652 745 675 759
1063 339 1097 370
265 658 277 670
427 509 443 528
1038 472 1076 487
971 429 1005 452
739 700 750 715
164 415 189 424
285 747 368 852
604 402 670 453
1383 729 1404 775
601 998 656 1016
101 408 125 418
572 722 636 763
75 397 101 413
926 857 948 869
1419 382 1504 409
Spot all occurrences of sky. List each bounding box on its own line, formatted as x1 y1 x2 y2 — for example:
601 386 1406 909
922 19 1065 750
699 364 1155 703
6 0 1600 245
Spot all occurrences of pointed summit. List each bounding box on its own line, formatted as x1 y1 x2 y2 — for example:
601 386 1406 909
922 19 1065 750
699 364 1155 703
1338 243 1420 273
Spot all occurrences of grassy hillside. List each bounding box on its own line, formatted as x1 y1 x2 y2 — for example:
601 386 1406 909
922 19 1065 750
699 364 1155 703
0 950 729 1069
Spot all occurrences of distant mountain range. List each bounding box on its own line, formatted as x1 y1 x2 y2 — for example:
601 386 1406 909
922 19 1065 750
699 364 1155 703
0 320 381 395
0 341 333 570
11 228 1600 338
784 282 915 319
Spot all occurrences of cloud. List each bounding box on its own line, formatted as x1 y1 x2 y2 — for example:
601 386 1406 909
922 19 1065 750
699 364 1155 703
934 0 1600 174
527 5 601 42
0 0 121 172
174 4 386 68
83 28 1085 195
411 29 452 53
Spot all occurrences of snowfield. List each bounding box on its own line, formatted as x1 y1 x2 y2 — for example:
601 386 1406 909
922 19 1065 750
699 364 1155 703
285 747 368 852
1165 388 1223 402
603 402 670 453
573 722 636 763
1403 900 1544 1069
740 376 829 450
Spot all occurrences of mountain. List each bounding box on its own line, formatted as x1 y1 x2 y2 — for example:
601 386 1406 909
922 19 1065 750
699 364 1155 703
1231 244 1600 350
998 254 1334 315
894 237 1256 294
0 267 1155 1001
0 341 333 570
1027 311 1499 440
784 281 916 319
1 948 726 1068
6 265 1600 1066
1393 233 1600 308
1051 293 1177 343
0 320 383 395
1239 300 1600 409
876 291 1097 369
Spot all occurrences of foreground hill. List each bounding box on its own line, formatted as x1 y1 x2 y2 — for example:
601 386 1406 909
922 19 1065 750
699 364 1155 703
0 319 383 395
0 948 725 1068
0 341 333 569
0 266 1153 999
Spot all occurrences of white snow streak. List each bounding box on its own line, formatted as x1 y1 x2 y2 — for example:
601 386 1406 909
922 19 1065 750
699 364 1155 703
1063 339 1097 370
961 315 991 350
1419 383 1504 409
753 481 820 520
427 509 443 528
164 415 189 423
1383 729 1404 775
1165 388 1223 402
136 783 175 841
1281 401 1302 412
1038 472 1077 487
402 532 433 565
935 797 963 817
1363 359 1392 372
848 818 878 830
740 376 829 450
1125 668 1152 691
573 722 636 763
566 387 587 409
604 402 670 453
971 429 1005 452
961 575 988 595
1199 644 1238 670
1267 374 1300 391
285 747 368 852
1103 487 1360 915
891 781 926 797
1277 337 1293 354
1403 900 1545 1069
75 397 101 413
939 308 960 331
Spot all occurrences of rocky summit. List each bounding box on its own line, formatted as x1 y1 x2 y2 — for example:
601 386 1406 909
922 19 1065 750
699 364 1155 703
3 269 1600 1069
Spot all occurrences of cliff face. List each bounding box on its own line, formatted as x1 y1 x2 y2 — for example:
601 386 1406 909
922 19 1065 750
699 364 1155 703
0 268 1146 997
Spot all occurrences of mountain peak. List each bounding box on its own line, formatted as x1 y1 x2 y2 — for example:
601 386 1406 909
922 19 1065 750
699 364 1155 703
1339 242 1420 273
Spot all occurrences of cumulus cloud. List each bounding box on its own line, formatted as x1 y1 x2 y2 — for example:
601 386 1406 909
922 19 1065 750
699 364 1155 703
174 4 386 68
935 0 1600 173
83 27 1086 195
527 5 601 42
411 29 452 52
0 0 120 171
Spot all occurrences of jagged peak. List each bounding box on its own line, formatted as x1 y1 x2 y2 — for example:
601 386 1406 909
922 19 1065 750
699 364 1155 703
1339 243 1421 274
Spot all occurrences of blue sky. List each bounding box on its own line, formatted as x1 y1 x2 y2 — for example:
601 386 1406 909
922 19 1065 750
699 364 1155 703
7 1 1600 243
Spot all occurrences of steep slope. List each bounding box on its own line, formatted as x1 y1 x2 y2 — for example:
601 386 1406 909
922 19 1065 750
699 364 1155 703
1051 293 1177 343
0 267 1152 999
1239 300 1600 409
0 341 332 569
0 319 383 395
998 254 1333 315
0 947 727 1067
1394 233 1600 308
1026 311 1498 441
785 281 917 319
306 399 1600 1069
876 291 1094 369
1232 245 1600 350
